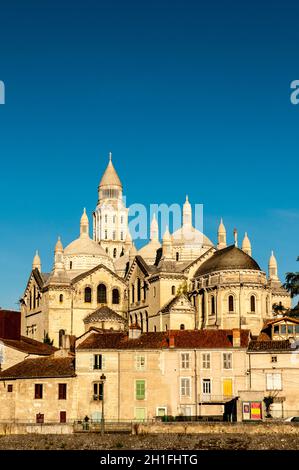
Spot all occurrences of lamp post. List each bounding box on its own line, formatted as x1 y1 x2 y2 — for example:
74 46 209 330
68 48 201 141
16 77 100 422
100 373 106 436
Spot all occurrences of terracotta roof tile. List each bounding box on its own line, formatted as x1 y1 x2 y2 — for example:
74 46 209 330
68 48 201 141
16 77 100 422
0 356 75 379
248 340 291 352
77 329 250 350
1 336 57 355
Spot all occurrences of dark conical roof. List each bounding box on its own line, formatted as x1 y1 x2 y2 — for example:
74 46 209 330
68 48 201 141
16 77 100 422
194 245 261 277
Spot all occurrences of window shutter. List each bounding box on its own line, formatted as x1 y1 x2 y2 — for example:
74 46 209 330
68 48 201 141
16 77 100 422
90 355 94 371
274 373 282 390
101 355 106 370
266 373 273 390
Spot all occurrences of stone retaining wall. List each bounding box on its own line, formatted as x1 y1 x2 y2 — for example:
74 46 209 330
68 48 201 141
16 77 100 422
0 423 73 435
133 422 299 435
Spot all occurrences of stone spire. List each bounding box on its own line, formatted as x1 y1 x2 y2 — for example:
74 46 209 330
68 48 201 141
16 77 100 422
242 232 252 257
269 250 278 280
150 213 159 241
99 152 122 190
217 218 227 249
80 208 89 238
162 226 172 259
54 237 65 273
233 228 238 247
183 195 192 227
32 250 41 271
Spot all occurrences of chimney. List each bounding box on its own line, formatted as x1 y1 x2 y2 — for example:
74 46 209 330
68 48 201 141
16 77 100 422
232 329 241 348
129 323 142 340
168 335 175 348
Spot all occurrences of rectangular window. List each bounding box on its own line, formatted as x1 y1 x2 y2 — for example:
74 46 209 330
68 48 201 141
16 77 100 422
223 353 232 369
181 353 190 369
202 379 211 395
58 383 67 400
120 231 124 241
288 325 294 334
266 373 282 390
271 356 277 363
93 382 104 401
180 378 191 398
136 380 145 400
202 353 211 369
112 231 116 240
281 325 286 334
296 325 299 334
60 411 66 423
104 230 108 240
34 384 43 399
93 354 102 370
273 325 279 334
136 355 146 370
7 385 13 392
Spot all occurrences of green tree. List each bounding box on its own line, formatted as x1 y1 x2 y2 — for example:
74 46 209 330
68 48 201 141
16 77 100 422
283 256 299 316
284 257 299 298
43 332 54 345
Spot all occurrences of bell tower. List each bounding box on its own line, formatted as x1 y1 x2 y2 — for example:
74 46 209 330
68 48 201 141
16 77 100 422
93 153 129 259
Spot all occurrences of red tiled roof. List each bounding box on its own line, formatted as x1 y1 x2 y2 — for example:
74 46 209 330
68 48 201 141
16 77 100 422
1 336 57 355
0 356 75 379
77 329 250 350
248 340 291 352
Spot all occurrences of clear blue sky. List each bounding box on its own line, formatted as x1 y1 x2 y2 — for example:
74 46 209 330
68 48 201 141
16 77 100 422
0 0 298 309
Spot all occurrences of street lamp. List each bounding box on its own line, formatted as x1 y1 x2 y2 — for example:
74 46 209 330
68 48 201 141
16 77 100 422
100 373 106 436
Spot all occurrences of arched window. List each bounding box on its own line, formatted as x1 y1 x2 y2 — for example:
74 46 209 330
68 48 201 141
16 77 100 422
33 286 36 309
140 313 143 332
84 287 92 303
97 284 107 304
250 295 256 313
145 311 149 332
105 247 109 254
113 248 117 258
132 285 135 303
211 296 215 315
154 325 157 332
153 286 156 298
266 296 269 314
69 261 72 270
137 278 141 302
143 281 147 301
29 291 32 310
176 252 179 261
171 285 176 295
180 324 185 330
165 324 168 331
112 288 120 304
129 315 133 325
59 294 63 303
228 295 234 312
59 329 65 348
135 313 138 324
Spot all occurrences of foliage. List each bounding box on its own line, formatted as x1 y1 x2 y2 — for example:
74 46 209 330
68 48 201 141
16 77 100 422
43 332 54 345
283 257 299 298
177 281 188 295
263 396 274 418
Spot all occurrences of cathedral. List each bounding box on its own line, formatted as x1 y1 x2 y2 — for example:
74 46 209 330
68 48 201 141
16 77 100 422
21 154 291 346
